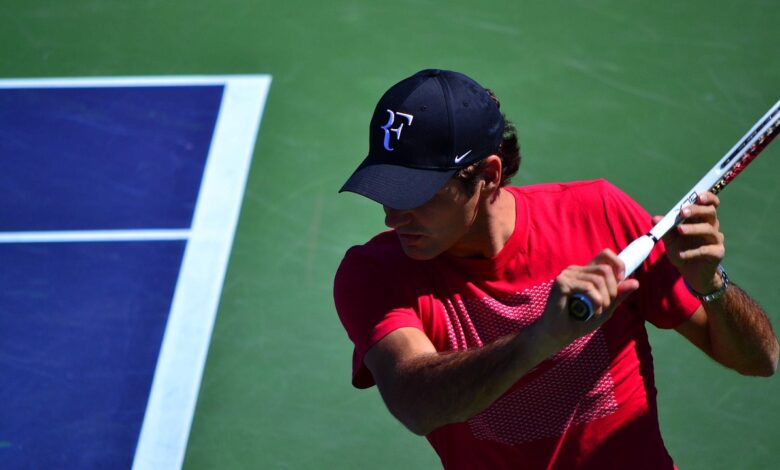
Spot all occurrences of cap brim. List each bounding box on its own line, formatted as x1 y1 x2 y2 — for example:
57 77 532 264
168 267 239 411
339 162 456 210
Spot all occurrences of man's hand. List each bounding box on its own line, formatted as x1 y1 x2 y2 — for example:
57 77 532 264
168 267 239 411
540 249 640 344
661 191 779 376
654 191 724 293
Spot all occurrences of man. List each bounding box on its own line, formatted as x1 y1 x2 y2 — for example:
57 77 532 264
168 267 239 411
333 69 778 469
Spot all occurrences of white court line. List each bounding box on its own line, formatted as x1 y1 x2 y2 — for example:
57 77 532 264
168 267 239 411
0 75 267 88
131 75 271 470
0 229 190 243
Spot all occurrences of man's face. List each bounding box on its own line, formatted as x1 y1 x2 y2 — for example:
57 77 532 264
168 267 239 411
383 178 480 260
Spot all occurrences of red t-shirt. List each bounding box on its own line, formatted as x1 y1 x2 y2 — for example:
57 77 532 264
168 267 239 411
334 180 700 469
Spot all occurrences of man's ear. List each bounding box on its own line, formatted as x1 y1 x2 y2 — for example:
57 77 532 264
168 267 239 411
481 155 503 192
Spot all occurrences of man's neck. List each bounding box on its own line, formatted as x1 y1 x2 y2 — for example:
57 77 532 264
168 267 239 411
447 187 516 259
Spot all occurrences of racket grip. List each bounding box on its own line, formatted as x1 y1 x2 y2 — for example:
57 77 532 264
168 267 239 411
567 235 657 322
618 235 657 279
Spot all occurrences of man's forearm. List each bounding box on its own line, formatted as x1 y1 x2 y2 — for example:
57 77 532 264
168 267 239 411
367 252 638 436
378 322 566 435
704 282 779 376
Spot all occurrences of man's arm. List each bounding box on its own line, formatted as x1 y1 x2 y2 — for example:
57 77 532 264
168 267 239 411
676 285 778 376
364 250 639 436
364 325 562 436
657 192 779 375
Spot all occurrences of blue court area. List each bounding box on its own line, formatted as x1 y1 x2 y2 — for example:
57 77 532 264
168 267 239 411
1 241 184 468
0 79 267 468
1 86 221 230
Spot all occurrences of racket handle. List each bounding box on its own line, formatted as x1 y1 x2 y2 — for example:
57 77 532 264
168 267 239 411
568 294 594 321
567 235 657 321
618 235 658 279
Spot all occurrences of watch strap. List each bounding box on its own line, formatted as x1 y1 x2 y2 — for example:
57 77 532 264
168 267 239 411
685 265 729 303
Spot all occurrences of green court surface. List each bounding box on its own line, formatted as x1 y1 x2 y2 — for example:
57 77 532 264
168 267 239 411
4 1 779 468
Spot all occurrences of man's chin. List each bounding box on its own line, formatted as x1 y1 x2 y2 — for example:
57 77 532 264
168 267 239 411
399 245 439 261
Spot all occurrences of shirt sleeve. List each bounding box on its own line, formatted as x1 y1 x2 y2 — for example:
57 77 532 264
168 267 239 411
601 181 701 329
333 244 425 388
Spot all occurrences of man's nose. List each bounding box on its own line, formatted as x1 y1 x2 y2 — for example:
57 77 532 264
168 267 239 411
383 206 411 229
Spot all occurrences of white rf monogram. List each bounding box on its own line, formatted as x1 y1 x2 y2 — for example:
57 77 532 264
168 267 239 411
381 109 414 151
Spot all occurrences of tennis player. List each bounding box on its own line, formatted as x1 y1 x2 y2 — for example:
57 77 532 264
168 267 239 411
334 69 778 469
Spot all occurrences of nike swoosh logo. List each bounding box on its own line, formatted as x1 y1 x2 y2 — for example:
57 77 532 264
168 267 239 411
454 150 472 163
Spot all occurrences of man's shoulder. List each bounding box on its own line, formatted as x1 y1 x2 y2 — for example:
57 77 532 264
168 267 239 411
511 178 621 197
337 231 412 276
510 179 629 208
345 230 402 258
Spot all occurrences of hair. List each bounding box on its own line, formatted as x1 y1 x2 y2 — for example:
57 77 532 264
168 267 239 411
454 88 521 197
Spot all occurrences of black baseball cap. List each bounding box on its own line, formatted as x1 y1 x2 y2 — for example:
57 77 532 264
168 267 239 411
339 69 504 210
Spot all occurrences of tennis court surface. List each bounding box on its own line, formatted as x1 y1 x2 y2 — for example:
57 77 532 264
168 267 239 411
2 2 780 469
0 76 270 468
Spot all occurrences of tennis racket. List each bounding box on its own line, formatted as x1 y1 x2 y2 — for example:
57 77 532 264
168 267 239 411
568 98 780 321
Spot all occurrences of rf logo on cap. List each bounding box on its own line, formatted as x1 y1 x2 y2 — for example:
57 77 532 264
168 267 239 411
381 109 414 151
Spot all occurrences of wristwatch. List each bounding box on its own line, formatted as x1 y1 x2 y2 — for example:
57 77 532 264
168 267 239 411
684 265 730 303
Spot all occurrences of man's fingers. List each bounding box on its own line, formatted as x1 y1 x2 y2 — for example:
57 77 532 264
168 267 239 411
567 276 639 320
697 191 720 208
680 204 719 226
589 249 626 281
616 278 640 300
560 250 627 317
678 244 725 261
677 222 724 241
580 272 615 312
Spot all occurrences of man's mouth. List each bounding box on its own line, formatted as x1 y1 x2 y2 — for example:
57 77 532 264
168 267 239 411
396 232 424 244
